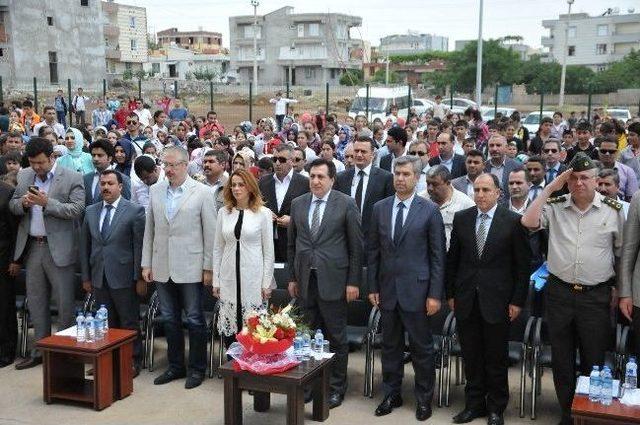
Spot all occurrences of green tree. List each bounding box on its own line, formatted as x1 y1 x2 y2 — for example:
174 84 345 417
339 69 363 86
147 34 159 51
371 69 400 84
192 67 219 81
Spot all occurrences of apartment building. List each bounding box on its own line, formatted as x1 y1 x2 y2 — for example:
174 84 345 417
379 32 448 57
102 0 148 76
157 27 223 54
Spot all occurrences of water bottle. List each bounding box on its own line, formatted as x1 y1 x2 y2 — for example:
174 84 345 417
601 367 613 406
293 332 303 360
301 331 311 361
314 329 324 354
76 312 86 343
94 312 104 341
97 304 109 333
589 365 601 402
625 357 638 390
85 313 95 343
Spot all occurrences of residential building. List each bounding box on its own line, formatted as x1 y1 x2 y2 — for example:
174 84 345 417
379 32 448 56
0 0 106 88
157 27 223 54
229 6 363 86
455 38 542 61
542 10 640 71
103 0 148 77
143 45 229 81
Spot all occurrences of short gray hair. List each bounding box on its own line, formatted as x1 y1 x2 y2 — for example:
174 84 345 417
393 155 422 176
162 145 189 163
426 165 452 183
598 168 620 186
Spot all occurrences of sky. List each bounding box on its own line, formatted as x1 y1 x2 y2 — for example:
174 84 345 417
132 0 640 50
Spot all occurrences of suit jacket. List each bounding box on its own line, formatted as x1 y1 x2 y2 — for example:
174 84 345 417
429 154 467 179
0 182 16 268
79 198 145 289
446 206 531 324
287 190 362 302
379 153 394 172
620 192 640 307
333 165 394 242
141 177 217 283
545 163 569 198
83 171 132 206
484 157 523 200
451 175 473 197
9 166 85 267
259 172 309 262
367 195 446 312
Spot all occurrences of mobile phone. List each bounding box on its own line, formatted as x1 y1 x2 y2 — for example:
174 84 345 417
28 185 39 194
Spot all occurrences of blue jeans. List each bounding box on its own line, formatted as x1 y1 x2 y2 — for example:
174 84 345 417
56 111 66 128
156 281 207 375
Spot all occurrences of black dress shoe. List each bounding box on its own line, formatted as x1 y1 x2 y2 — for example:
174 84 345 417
328 392 343 409
0 356 15 368
185 372 204 389
487 412 504 425
15 356 42 370
374 394 403 416
416 403 432 421
453 407 488 424
153 369 186 385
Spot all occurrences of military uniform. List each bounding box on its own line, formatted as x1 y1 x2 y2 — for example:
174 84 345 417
536 153 624 425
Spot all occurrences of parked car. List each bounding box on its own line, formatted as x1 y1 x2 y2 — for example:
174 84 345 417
348 86 411 122
607 108 632 121
522 111 555 134
447 97 478 114
412 98 435 116
481 107 518 121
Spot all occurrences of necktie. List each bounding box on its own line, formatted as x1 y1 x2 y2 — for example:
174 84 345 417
393 202 405 245
546 169 556 183
354 170 365 212
476 213 488 256
531 186 540 201
101 204 113 239
92 173 100 202
311 199 323 237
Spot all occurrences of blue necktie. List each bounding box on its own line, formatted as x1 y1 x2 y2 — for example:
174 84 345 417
101 204 113 239
393 202 405 245
546 169 556 184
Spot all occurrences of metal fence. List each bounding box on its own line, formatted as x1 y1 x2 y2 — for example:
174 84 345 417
3 77 640 132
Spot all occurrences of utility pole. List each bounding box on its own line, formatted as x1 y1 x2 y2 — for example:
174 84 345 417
559 0 574 108
475 0 484 106
251 0 259 94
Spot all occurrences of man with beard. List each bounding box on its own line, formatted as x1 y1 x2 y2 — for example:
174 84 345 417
202 150 228 212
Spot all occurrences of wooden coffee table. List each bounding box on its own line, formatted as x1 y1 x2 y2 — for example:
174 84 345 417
572 394 640 424
219 357 333 425
36 328 137 410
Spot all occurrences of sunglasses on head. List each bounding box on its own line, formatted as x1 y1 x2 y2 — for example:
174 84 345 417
409 151 427 156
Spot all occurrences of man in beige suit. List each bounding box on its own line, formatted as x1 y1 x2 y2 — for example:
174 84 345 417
142 146 217 389
620 191 640 357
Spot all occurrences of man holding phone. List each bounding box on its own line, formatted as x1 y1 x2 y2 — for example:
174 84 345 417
9 137 84 370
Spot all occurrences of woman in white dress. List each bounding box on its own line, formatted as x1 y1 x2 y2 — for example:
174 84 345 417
212 169 274 346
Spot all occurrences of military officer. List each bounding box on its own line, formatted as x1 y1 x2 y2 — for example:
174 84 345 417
521 153 624 425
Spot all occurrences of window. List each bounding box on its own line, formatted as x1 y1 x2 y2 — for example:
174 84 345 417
47 16 53 26
48 51 58 84
309 23 320 36
243 25 261 39
568 45 575 56
130 39 137 50
330 68 336 79
0 48 4 57
129 16 135 28
152 63 160 74
597 24 608 36
568 26 576 38
304 67 316 79
80 0 88 5
125 62 132 71
596 43 607 55
297 24 304 37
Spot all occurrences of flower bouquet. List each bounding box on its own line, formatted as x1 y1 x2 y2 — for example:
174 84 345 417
227 304 302 375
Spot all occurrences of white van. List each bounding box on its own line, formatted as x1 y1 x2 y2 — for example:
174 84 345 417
348 86 410 122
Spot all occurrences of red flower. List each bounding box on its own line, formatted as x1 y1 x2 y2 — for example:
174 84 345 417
274 328 285 340
247 316 259 329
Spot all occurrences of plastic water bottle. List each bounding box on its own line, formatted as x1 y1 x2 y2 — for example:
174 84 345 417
85 313 95 343
601 367 613 406
97 304 109 333
301 331 311 361
293 332 303 360
589 365 601 402
76 312 86 343
314 329 324 354
94 312 104 341
625 357 638 390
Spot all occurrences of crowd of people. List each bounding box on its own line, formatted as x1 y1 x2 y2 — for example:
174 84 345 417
0 89 640 425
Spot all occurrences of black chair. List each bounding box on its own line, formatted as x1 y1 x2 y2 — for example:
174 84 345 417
15 269 27 357
347 299 373 352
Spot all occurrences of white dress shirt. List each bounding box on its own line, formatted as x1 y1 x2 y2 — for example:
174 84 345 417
274 169 293 211
166 179 188 220
391 193 415 240
418 188 475 248
332 158 345 173
528 179 546 202
475 204 498 234
29 162 57 236
99 196 121 229
350 163 372 211
415 164 431 194
308 190 331 229
132 168 165 210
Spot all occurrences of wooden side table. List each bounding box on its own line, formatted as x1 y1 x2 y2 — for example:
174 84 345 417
219 357 333 425
572 394 640 424
36 328 137 411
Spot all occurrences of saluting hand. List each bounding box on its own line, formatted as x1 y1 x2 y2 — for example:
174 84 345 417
546 168 573 194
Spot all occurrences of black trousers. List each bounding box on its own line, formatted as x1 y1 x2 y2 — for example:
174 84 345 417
93 282 142 365
545 279 612 422
302 271 349 395
380 305 435 404
275 114 285 132
0 270 16 360
633 306 640 358
457 294 510 414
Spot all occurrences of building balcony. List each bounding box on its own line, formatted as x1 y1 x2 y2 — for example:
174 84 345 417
278 45 327 61
103 24 120 38
106 48 121 60
541 36 554 46
610 32 640 44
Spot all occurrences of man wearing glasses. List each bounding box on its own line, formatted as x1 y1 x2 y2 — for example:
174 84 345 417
407 140 430 193
597 135 639 201
123 113 147 157
141 146 216 389
542 139 568 197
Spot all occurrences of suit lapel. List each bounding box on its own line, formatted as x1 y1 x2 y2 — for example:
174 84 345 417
301 193 312 236
93 205 104 242
396 196 422 246
265 175 278 212
362 167 374 210
382 197 394 245
313 191 335 241
478 207 501 260
104 201 125 241
279 174 298 215
167 178 196 222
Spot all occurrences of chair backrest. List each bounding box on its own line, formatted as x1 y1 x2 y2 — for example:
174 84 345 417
428 303 451 337
14 269 26 297
273 265 290 290
508 309 531 343
201 286 218 313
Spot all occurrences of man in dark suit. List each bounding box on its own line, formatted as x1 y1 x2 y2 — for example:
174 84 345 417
542 139 568 197
429 132 466 179
288 158 363 409
80 170 146 374
334 134 394 253
84 139 131 206
484 135 523 200
379 126 408 172
446 173 531 425
259 144 309 262
368 155 446 421
0 181 18 367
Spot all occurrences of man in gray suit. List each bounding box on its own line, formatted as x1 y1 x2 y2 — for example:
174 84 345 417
83 139 131 206
620 191 640 357
142 146 217 389
368 156 446 421
80 170 146 375
288 158 363 408
9 137 85 369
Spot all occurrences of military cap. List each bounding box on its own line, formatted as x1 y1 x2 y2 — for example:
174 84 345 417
568 152 596 172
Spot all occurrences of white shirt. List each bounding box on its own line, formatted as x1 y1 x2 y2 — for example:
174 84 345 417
132 169 164 210
333 158 345 174
415 164 431 194
350 163 373 211
432 102 448 120
152 124 168 137
475 204 498 234
274 169 293 211
464 176 475 198
29 162 57 237
270 97 298 115
509 198 530 215
304 147 318 161
391 193 415 240
99 197 121 229
308 190 331 229
73 95 89 111
33 121 65 138
135 108 152 127
418 187 475 248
